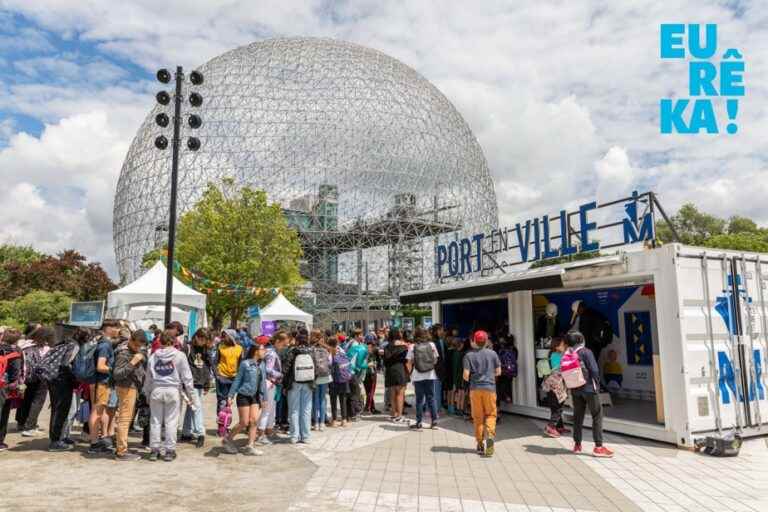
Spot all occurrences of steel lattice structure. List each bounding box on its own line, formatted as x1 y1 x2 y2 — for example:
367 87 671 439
114 37 498 326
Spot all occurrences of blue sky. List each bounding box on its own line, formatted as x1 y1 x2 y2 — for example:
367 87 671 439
0 1 766 278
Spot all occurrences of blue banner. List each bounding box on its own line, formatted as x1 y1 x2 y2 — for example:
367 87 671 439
624 311 652 366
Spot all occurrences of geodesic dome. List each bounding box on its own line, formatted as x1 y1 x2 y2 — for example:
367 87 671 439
114 37 498 324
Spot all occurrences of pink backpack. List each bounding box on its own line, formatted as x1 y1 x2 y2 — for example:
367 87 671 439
217 405 232 437
560 347 586 389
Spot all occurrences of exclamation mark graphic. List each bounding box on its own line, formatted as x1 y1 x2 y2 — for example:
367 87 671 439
726 99 738 134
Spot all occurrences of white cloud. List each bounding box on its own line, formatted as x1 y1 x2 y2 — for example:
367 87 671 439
1 0 768 278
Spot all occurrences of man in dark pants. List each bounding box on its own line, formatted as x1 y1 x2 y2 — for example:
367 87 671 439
0 329 23 451
565 331 614 458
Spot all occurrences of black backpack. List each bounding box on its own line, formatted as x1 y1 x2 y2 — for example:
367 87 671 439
35 342 76 382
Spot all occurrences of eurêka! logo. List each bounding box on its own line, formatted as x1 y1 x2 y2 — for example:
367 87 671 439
660 24 744 134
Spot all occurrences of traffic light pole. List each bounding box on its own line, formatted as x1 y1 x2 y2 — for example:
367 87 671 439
164 65 183 326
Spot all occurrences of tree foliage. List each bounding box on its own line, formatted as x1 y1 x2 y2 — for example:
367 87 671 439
0 290 73 325
0 249 115 302
657 203 768 252
146 181 303 329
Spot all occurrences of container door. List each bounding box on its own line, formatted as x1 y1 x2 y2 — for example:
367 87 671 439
677 253 757 433
736 256 768 429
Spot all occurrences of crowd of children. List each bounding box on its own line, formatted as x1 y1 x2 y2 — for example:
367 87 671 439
0 319 612 461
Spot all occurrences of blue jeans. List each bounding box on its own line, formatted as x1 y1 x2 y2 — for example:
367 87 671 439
182 388 205 437
312 383 328 426
288 383 313 442
216 379 232 415
414 379 437 425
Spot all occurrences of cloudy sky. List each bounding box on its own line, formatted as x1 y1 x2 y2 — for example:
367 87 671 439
0 0 766 278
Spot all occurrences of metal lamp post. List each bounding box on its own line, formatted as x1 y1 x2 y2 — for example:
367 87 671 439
154 66 204 326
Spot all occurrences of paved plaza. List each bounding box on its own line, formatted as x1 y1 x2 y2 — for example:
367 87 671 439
1 386 767 512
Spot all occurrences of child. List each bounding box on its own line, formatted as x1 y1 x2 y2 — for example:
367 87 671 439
223 344 267 456
328 339 352 427
542 337 569 438
497 336 518 403
144 330 194 462
181 328 213 448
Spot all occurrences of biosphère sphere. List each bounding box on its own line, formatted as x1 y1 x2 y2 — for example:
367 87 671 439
114 37 498 323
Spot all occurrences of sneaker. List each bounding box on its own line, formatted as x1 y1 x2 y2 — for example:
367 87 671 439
371 409 382 415
408 422 423 431
21 430 37 438
0 442 8 451
593 446 614 458
299 438 311 445
485 438 495 457
87 443 106 454
256 435 273 446
195 436 205 448
115 452 142 461
62 438 76 445
544 425 561 438
573 443 582 453
289 438 298 444
318 423 325 432
430 422 438 430
341 420 349 428
222 439 239 455
361 411 372 417
242 445 263 456
163 450 177 462
148 450 160 461
179 434 194 443
557 426 571 434
48 441 73 452
476 442 485 455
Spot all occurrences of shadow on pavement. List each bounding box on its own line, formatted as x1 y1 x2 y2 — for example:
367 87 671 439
430 446 476 454
522 443 572 456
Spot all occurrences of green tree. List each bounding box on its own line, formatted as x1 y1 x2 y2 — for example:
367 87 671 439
6 290 73 324
148 181 303 329
0 248 115 301
656 203 726 245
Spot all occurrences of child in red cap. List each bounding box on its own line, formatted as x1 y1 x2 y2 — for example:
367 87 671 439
462 330 501 457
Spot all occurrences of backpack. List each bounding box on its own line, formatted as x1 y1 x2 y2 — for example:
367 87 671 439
293 348 315 383
73 339 100 382
413 342 437 373
332 352 353 384
217 405 232 437
560 347 586 389
499 348 518 378
312 347 331 379
34 343 75 382
22 346 46 384
0 352 21 389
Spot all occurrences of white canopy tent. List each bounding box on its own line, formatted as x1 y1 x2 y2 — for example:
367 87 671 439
107 261 207 330
259 293 312 330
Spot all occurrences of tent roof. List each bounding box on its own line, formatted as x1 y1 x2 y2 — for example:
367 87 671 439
107 261 206 311
259 293 312 327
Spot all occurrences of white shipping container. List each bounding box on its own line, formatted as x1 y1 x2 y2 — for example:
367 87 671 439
403 243 768 447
